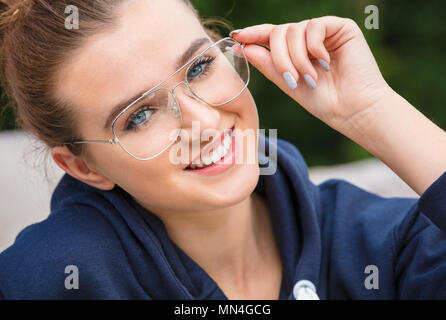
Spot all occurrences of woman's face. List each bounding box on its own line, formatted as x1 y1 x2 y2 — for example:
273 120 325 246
54 0 260 213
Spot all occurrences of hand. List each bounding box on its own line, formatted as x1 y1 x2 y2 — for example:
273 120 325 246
231 16 394 134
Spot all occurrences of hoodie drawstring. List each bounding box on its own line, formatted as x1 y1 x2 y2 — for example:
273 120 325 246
293 280 320 300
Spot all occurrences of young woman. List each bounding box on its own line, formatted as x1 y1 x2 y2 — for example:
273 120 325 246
0 0 445 300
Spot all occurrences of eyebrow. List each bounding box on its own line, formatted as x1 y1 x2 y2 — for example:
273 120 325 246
103 37 211 130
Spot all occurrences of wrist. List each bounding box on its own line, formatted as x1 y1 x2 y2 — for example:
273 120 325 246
338 86 400 155
339 88 446 195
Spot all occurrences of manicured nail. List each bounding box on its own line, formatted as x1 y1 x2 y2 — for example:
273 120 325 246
283 72 297 90
318 59 330 72
303 74 316 90
229 29 243 37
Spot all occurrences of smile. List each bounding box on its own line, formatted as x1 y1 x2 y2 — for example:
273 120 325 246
184 125 237 175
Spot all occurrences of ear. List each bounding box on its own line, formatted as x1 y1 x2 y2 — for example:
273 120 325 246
51 146 115 191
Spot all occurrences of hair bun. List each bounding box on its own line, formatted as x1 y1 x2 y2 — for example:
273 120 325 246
0 0 30 34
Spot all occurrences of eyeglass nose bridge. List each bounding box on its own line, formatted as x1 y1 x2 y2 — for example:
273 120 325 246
169 81 205 118
165 81 196 119
170 80 197 101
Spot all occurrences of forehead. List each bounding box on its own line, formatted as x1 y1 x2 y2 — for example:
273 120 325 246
54 0 206 126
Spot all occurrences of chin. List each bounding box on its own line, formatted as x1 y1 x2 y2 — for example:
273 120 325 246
190 162 260 210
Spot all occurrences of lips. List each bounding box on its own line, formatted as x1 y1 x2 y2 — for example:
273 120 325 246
184 125 235 170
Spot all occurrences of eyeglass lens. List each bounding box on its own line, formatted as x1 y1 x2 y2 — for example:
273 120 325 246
113 38 249 160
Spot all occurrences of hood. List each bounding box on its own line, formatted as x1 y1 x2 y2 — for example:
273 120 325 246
49 133 323 299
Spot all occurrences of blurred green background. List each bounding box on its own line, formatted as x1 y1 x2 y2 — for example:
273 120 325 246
1 0 445 167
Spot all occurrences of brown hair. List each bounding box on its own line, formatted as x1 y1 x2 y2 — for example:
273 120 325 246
0 0 232 158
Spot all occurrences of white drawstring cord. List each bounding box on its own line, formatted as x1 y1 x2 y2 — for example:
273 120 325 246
293 280 320 300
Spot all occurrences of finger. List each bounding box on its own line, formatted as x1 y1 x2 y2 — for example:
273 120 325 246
308 16 362 52
242 44 295 94
229 23 275 48
286 22 319 88
305 18 331 69
269 24 300 90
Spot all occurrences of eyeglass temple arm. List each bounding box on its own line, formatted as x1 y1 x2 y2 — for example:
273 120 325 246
63 139 117 145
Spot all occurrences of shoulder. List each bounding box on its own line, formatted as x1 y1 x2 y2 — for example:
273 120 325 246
318 177 418 220
0 204 126 299
317 176 446 298
316 172 446 242
317 177 421 253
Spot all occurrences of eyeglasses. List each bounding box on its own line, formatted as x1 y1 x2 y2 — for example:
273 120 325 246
64 36 250 160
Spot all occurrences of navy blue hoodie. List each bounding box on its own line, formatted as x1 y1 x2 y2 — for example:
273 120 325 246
0 134 446 299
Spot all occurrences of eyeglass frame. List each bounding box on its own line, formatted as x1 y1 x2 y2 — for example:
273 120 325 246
63 36 250 161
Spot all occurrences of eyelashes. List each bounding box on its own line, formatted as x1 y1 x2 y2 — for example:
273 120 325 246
187 55 216 81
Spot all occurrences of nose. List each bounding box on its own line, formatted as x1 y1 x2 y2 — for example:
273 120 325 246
171 81 221 141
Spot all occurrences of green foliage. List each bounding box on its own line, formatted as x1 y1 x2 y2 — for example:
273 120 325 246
0 0 444 166
192 0 446 166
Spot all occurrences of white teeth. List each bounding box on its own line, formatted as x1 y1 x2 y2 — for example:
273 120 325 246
217 145 225 157
211 150 221 163
187 129 234 169
224 135 231 149
202 155 212 165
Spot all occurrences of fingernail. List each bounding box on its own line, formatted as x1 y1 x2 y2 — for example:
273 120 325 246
303 74 316 90
318 59 330 72
283 72 298 90
229 29 243 37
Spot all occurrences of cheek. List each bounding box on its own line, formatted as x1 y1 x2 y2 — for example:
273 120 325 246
115 161 181 210
88 144 173 200
218 90 258 135
99 89 260 212
239 89 259 129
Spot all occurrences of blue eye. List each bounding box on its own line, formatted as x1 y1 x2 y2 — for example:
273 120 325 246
187 56 215 81
189 65 202 78
125 106 156 131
